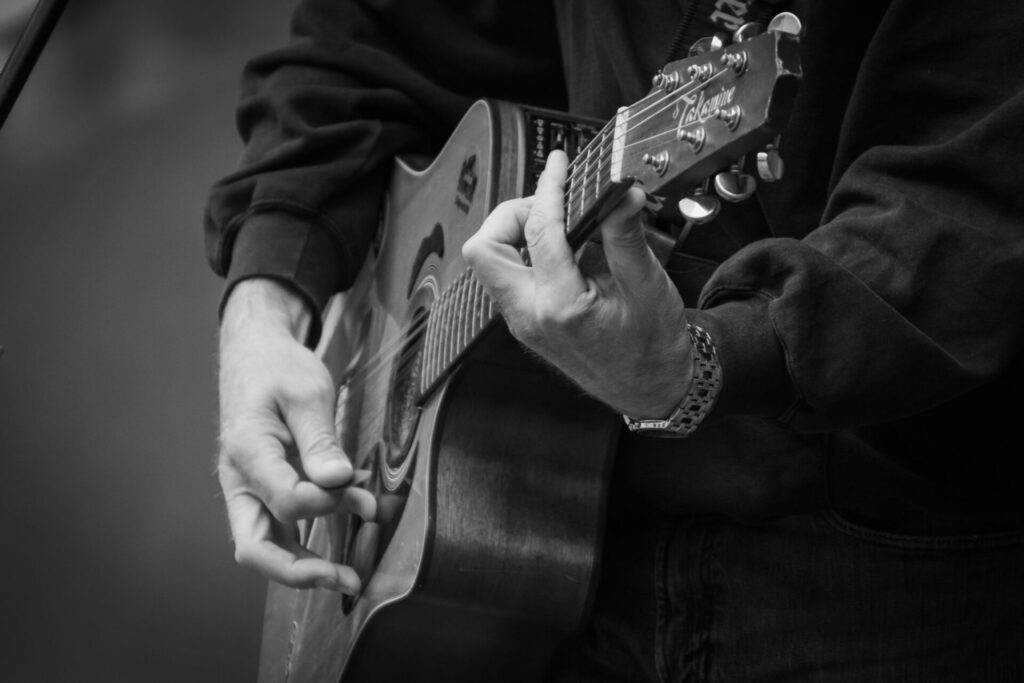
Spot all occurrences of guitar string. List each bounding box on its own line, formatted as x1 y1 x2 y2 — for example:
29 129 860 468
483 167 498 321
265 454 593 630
565 66 732 201
565 70 704 182
336 119 693 410
562 70 733 228
564 64 731 186
335 277 482 407
332 65 742 416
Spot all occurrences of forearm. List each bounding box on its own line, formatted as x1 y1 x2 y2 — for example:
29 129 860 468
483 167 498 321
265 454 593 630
693 0 1024 432
204 0 566 338
221 278 312 346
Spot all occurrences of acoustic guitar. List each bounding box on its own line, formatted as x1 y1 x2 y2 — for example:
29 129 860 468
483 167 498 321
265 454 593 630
257 17 802 683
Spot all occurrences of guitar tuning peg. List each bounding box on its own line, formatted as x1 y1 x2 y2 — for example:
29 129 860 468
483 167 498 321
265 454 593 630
688 33 727 57
756 140 785 182
732 22 764 43
714 158 757 202
651 69 680 92
678 181 721 224
767 12 803 38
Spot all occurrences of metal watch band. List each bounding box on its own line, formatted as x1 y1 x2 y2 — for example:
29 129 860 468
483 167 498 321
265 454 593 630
623 324 722 437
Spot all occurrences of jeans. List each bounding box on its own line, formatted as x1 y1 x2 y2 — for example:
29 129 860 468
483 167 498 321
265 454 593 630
548 481 1024 682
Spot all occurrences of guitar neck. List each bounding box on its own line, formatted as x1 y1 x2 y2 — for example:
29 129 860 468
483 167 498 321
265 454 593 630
417 116 630 400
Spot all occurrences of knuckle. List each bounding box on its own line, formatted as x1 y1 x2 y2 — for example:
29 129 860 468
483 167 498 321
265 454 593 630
524 226 546 251
503 311 541 346
507 320 537 347
281 374 333 406
461 234 482 264
304 430 339 457
218 425 249 454
604 223 648 251
218 431 256 470
265 492 303 523
233 542 257 570
535 298 583 331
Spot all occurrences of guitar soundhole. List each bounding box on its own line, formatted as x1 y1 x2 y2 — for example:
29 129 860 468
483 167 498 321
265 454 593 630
385 306 427 466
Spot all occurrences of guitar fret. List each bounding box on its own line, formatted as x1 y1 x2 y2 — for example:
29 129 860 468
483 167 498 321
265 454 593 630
428 294 447 388
473 276 486 330
468 274 481 339
447 282 460 369
481 280 493 328
596 129 609 203
437 288 454 377
449 275 465 368
455 273 469 358
465 274 476 348
422 307 439 389
463 275 475 347
585 145 593 215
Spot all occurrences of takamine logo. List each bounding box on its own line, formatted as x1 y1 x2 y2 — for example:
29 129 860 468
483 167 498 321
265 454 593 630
675 85 737 126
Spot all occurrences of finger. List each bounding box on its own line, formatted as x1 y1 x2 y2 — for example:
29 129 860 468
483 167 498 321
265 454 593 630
224 434 343 522
338 486 377 521
469 196 533 249
225 490 360 593
464 198 536 309
599 186 664 296
282 376 354 489
525 152 586 294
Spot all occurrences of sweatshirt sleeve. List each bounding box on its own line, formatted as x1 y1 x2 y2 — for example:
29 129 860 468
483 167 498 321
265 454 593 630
203 0 566 333
690 0 1024 433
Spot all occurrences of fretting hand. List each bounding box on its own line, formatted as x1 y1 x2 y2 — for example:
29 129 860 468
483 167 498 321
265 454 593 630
462 150 693 419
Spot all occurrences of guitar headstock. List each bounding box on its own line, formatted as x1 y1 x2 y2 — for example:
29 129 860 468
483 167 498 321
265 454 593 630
610 16 802 223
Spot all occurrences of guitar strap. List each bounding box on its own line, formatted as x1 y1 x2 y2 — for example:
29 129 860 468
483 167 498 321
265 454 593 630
665 0 792 63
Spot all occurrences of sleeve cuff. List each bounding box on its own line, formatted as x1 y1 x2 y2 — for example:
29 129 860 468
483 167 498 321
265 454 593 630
219 211 350 344
686 296 798 422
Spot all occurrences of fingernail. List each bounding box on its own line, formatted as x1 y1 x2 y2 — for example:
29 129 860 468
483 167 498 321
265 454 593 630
318 458 352 482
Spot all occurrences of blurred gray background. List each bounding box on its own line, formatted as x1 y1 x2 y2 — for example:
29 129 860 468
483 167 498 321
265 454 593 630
0 1 296 681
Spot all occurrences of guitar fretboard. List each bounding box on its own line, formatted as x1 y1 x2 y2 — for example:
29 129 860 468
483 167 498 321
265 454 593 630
417 119 620 399
419 269 497 396
565 122 616 242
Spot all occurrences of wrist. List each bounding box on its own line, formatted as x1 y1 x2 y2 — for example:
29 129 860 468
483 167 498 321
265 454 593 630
221 278 313 344
623 324 722 437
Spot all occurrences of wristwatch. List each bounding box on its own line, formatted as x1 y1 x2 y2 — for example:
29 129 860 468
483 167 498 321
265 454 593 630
623 324 721 438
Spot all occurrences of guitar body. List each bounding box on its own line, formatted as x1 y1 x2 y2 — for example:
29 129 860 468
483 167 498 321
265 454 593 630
257 100 621 683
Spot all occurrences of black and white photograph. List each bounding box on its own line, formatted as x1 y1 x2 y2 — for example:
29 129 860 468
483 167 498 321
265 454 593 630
2 1 1023 682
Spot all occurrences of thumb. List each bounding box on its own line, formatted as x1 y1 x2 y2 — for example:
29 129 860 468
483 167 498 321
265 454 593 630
599 187 662 295
285 396 353 489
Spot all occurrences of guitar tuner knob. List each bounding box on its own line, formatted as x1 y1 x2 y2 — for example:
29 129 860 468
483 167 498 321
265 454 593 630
720 51 748 75
642 151 671 176
652 70 681 93
767 12 803 38
678 185 721 225
732 22 764 43
756 145 785 182
676 126 705 153
714 105 742 130
686 62 714 83
688 33 726 57
714 164 757 202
